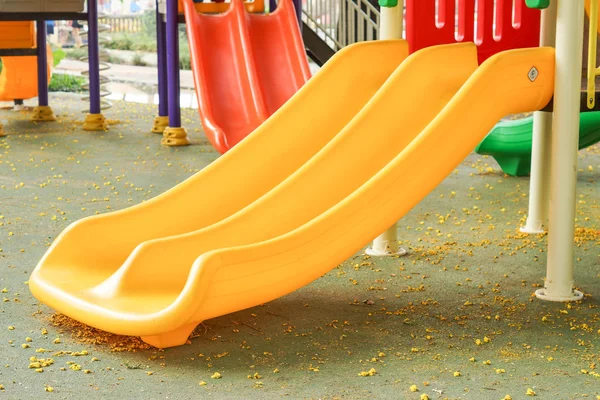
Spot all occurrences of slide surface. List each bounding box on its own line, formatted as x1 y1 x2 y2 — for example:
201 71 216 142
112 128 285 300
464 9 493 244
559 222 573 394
30 43 554 348
182 0 311 153
0 45 53 102
475 112 600 176
29 39 408 337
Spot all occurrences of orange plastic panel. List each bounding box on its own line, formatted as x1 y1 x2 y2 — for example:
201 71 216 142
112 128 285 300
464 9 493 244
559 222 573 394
178 0 264 14
0 44 53 101
0 21 35 49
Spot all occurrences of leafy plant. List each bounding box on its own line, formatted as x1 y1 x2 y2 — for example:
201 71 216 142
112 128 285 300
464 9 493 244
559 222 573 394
132 53 147 67
49 74 86 92
52 47 66 67
141 9 157 37
64 47 88 60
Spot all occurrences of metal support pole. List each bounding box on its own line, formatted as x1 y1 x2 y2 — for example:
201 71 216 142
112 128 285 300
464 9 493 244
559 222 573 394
367 0 406 257
36 20 49 107
88 1 101 115
157 2 169 117
166 0 181 128
31 20 56 122
82 0 107 130
536 0 585 302
521 0 557 234
152 0 170 133
162 0 190 145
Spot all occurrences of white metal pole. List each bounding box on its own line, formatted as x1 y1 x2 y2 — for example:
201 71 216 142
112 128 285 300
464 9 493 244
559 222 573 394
521 1 558 234
536 0 584 302
367 0 406 257
379 0 403 40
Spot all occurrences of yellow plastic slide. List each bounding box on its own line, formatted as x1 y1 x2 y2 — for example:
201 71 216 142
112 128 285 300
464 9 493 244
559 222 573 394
30 42 554 348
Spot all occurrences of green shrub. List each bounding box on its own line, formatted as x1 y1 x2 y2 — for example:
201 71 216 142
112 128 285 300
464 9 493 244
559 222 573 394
141 9 157 37
64 47 88 60
132 53 148 67
52 47 66 67
179 53 191 70
106 34 135 51
49 74 86 92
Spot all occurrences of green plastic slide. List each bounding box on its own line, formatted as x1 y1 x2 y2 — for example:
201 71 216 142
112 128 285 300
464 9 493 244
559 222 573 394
474 112 600 176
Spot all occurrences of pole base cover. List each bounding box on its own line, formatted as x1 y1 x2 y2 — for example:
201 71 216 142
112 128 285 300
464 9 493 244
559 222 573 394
0 124 5 137
32 106 57 122
83 113 108 131
162 126 190 146
535 288 583 302
520 220 546 234
152 116 169 134
365 247 407 257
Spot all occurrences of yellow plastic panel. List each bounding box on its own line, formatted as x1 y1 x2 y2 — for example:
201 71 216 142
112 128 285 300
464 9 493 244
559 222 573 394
0 21 35 49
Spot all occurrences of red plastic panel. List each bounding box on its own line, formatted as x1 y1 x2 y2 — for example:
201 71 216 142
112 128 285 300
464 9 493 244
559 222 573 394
406 0 541 64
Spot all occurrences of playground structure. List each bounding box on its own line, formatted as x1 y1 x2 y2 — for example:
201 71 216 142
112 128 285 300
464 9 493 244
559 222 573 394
26 0 599 348
474 1 600 177
29 43 555 348
0 0 107 132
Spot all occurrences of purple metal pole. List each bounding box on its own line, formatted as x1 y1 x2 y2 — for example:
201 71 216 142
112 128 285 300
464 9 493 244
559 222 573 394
36 20 49 107
269 0 277 12
87 0 102 114
166 0 182 127
156 0 169 117
292 0 302 28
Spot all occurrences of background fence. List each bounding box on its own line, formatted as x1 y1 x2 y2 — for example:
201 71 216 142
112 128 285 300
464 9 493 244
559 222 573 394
99 14 144 33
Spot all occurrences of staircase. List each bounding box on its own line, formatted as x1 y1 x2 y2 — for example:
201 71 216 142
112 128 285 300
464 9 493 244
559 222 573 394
301 0 380 66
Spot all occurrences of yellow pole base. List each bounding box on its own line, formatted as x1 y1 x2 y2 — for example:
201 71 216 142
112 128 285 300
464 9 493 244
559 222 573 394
151 116 169 134
31 106 57 122
83 113 108 131
0 124 5 137
162 126 190 146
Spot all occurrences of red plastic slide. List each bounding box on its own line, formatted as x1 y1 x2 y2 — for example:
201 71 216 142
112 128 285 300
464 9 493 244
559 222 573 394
182 0 311 153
